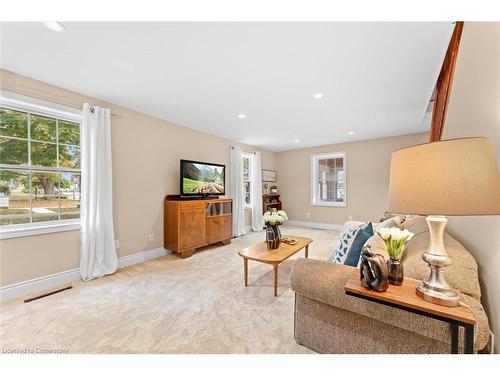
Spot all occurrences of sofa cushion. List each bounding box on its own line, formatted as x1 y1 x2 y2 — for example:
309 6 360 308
401 216 482 301
377 216 402 230
356 216 402 264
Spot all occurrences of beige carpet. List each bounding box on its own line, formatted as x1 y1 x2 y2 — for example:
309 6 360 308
0 226 338 354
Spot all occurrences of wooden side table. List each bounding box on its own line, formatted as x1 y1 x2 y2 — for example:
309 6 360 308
344 271 476 354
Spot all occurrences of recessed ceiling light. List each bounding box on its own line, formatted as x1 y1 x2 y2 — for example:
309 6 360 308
313 93 324 99
294 139 300 143
348 131 355 135
42 22 66 33
237 114 246 119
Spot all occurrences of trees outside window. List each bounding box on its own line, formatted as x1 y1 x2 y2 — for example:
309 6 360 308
0 107 81 226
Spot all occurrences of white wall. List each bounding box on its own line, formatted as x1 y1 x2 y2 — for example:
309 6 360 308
443 22 500 353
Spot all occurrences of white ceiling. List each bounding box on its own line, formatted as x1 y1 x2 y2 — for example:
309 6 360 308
0 22 454 151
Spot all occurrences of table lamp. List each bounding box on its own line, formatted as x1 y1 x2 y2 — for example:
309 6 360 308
388 138 500 306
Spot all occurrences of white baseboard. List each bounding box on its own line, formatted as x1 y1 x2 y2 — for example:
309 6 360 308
118 247 171 268
285 220 343 231
0 268 81 304
0 247 171 303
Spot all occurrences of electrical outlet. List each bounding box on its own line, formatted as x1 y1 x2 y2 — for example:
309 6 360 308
114 240 120 249
306 212 311 218
148 233 154 242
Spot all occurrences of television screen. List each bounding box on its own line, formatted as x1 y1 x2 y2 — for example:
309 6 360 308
181 160 225 195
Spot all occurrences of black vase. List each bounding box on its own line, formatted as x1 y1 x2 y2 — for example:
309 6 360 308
387 259 404 286
266 224 281 250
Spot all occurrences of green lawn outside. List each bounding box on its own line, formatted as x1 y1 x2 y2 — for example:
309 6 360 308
0 208 27 214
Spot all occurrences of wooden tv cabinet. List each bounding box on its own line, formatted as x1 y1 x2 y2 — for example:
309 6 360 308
164 197 232 259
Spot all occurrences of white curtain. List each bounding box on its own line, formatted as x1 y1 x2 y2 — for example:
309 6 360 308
80 104 118 281
251 151 263 231
231 146 246 237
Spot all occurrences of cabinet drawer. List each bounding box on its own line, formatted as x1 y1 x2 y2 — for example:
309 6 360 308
206 216 232 244
180 201 206 211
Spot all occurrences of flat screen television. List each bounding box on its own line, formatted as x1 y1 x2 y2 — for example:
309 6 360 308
180 159 225 196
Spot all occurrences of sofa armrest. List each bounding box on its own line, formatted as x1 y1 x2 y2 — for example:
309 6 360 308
290 258 489 351
290 258 356 306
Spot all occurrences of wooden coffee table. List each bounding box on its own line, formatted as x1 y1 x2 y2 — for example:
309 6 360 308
238 236 313 296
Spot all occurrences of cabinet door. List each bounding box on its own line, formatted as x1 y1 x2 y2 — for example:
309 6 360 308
180 209 206 250
206 216 231 244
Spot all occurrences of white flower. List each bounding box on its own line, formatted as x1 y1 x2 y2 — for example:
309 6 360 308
263 210 288 225
276 210 288 220
389 227 403 240
377 227 391 240
265 213 284 225
401 229 414 242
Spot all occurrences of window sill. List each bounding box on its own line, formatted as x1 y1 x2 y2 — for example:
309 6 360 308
0 220 80 240
310 202 347 208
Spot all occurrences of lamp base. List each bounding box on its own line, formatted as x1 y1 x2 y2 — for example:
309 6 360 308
416 281 460 307
416 216 461 307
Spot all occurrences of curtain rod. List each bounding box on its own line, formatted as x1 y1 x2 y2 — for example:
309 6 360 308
230 146 259 154
6 88 121 118
72 103 121 119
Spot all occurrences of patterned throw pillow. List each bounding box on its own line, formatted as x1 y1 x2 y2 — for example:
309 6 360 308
330 222 374 267
330 226 360 263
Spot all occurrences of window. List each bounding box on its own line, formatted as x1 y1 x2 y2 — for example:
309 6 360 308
311 152 346 207
242 153 253 208
0 93 82 237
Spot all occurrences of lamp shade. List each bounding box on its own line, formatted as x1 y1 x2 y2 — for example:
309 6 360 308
388 138 500 215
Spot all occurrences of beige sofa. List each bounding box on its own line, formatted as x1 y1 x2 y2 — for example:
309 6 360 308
290 216 490 353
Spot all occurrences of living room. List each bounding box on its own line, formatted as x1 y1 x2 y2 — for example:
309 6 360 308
1 1 500 373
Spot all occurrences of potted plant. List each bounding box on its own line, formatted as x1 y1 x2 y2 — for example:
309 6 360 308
377 227 414 285
263 209 288 250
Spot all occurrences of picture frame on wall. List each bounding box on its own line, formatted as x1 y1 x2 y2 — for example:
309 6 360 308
262 169 277 182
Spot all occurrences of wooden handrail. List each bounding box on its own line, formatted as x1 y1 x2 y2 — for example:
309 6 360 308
429 21 464 142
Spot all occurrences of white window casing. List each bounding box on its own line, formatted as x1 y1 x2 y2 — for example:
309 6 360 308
0 91 82 239
310 151 347 207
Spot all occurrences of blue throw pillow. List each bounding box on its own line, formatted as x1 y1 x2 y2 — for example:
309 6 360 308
344 222 373 266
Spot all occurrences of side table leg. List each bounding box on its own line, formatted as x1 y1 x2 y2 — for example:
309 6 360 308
450 324 458 354
244 258 248 287
465 325 474 354
273 264 278 297
305 245 309 258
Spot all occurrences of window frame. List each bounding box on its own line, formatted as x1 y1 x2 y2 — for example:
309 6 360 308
0 91 82 239
310 151 347 207
242 152 253 209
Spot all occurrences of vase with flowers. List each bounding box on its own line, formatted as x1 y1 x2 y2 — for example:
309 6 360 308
263 209 288 250
377 227 414 285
